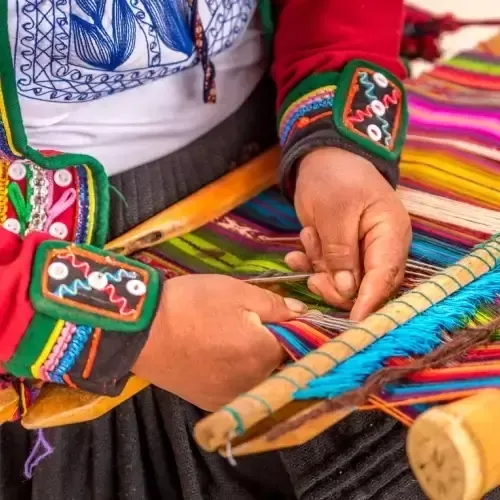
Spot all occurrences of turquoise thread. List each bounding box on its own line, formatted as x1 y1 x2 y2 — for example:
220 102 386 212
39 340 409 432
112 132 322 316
372 313 401 327
272 374 301 390
222 406 246 435
240 393 273 415
389 300 420 315
292 363 320 378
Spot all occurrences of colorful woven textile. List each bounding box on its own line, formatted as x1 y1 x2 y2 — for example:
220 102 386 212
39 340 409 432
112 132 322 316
134 43 500 425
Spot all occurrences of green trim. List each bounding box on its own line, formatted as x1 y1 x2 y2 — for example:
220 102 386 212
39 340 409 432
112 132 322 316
30 241 161 333
4 314 57 378
258 0 275 53
333 60 408 161
278 72 340 124
0 4 109 247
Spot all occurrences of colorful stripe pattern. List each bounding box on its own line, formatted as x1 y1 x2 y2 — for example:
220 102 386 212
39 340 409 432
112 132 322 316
279 86 336 146
135 44 500 425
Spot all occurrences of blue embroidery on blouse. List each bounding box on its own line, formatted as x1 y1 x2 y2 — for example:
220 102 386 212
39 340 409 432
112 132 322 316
13 0 255 103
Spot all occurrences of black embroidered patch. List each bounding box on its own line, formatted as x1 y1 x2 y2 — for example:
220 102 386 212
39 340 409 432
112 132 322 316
334 61 407 160
30 242 161 333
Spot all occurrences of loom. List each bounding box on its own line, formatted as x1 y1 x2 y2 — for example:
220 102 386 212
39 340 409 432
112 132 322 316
0 32 499 500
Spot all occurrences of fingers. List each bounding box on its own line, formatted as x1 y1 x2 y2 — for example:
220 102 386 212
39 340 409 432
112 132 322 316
351 218 411 321
308 272 354 310
284 251 312 272
241 283 308 322
317 211 361 299
350 266 404 321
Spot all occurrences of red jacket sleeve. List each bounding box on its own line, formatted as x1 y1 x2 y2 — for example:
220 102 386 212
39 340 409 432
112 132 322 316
0 228 46 363
272 0 406 107
269 0 409 197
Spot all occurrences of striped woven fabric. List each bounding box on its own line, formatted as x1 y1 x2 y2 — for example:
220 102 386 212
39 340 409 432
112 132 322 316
134 42 500 425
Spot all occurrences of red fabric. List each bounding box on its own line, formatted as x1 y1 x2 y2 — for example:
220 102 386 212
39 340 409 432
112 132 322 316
0 227 48 362
272 0 407 108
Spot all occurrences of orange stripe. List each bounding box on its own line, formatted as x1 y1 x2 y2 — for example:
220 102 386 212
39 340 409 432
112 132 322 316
63 374 78 389
82 329 102 379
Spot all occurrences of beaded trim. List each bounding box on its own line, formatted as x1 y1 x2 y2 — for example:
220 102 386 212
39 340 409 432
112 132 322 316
39 322 76 381
48 324 94 383
26 164 49 234
0 159 8 224
75 166 90 244
279 86 336 146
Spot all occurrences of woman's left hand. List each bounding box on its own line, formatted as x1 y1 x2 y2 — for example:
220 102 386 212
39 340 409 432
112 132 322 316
287 147 412 321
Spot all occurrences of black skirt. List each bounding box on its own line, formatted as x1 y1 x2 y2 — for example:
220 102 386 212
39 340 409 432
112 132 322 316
0 78 448 500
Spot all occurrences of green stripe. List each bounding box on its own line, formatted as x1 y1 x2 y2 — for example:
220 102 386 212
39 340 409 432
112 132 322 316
166 237 233 272
5 314 57 378
446 57 500 76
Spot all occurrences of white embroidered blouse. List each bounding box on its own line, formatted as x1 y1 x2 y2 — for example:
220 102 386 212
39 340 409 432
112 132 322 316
7 0 265 175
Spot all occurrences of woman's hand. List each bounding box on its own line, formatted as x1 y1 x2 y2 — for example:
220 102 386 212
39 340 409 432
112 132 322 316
132 274 307 411
287 147 412 321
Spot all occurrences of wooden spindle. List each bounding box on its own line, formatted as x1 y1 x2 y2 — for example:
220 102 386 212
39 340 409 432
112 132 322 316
407 389 500 500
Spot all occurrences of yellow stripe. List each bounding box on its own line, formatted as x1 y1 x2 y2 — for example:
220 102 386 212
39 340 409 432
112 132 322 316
0 87 21 156
0 160 8 224
85 165 96 244
31 320 65 379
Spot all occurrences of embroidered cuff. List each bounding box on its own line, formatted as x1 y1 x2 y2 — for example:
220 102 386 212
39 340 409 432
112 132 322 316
278 61 408 198
4 242 163 396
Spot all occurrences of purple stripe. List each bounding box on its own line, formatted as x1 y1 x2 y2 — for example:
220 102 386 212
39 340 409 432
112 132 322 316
408 93 500 117
408 96 500 120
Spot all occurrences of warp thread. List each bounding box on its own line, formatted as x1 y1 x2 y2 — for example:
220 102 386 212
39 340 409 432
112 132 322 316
264 316 500 442
24 429 54 479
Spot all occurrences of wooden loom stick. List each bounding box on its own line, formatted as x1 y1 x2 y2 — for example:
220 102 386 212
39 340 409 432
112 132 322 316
194 237 500 452
407 389 500 500
105 147 280 255
20 148 281 429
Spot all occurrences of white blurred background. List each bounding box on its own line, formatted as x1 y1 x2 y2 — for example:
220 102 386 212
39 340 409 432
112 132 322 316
409 0 500 75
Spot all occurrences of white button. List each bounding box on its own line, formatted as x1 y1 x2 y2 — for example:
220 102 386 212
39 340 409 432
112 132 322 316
8 161 27 181
370 100 386 117
48 262 69 280
54 169 73 187
373 72 388 88
367 124 382 142
126 279 147 297
49 222 69 240
3 218 21 234
87 272 108 291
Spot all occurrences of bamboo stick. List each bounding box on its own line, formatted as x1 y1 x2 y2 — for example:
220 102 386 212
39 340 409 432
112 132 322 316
194 237 500 452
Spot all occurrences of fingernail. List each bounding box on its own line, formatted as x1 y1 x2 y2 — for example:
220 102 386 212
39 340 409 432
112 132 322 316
284 298 308 314
334 271 356 299
308 278 322 299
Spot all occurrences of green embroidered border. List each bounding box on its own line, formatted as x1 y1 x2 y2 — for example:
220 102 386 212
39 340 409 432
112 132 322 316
4 314 57 378
333 60 408 161
0 2 109 247
30 241 161 333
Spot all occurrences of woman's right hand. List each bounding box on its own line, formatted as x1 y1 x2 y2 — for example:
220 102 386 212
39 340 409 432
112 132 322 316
132 274 307 411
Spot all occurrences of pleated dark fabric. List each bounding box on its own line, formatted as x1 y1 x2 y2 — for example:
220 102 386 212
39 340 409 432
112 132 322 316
2 77 489 500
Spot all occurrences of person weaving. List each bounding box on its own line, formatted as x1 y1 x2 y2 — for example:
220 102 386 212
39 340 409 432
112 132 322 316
0 0 414 498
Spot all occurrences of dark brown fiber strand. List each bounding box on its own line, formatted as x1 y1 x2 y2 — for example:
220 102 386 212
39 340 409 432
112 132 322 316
264 316 500 442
